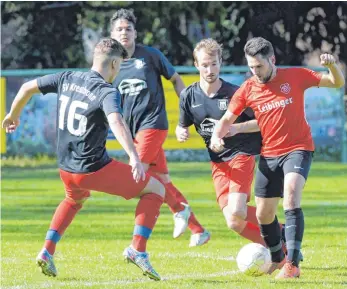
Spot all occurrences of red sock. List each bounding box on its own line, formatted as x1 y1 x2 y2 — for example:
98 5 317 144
245 205 258 224
163 183 185 212
164 182 204 234
239 221 266 246
187 213 205 234
44 198 82 255
132 193 164 252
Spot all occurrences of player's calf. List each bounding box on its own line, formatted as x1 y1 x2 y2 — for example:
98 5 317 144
224 194 248 232
141 177 165 198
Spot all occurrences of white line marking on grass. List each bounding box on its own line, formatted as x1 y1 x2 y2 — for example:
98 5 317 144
4 270 239 289
157 251 235 261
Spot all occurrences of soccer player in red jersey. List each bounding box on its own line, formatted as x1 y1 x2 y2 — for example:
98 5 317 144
110 9 209 246
2 38 167 281
210 37 345 279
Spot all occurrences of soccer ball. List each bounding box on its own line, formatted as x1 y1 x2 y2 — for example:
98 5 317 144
236 243 271 276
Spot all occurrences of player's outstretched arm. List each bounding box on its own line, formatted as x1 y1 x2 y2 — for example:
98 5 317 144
228 119 260 137
107 112 145 182
318 53 345 88
170 73 186 97
210 110 238 152
2 79 40 133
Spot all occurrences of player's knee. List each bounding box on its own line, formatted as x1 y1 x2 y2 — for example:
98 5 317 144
156 173 171 184
226 214 245 233
65 197 87 210
256 207 275 224
283 196 300 210
144 177 166 198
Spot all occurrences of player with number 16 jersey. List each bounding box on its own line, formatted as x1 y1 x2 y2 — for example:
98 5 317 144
2 38 166 281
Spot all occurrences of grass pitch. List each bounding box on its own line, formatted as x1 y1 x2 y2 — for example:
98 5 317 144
1 161 347 288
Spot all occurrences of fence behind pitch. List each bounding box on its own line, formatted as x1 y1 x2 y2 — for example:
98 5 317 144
1 67 346 162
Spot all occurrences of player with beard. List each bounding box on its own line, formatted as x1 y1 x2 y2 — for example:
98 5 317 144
110 9 210 246
210 37 345 279
176 38 282 246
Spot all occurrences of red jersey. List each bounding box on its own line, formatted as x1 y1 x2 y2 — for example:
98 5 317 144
228 68 322 157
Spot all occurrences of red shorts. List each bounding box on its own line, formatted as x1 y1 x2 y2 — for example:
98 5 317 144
134 129 168 174
211 154 255 210
60 159 150 201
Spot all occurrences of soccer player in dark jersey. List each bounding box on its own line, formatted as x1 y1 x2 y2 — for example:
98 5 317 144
176 38 273 246
2 38 167 281
210 37 345 279
110 9 210 246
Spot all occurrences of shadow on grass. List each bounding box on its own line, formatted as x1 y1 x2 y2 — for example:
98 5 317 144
192 280 231 284
58 277 86 282
270 280 347 285
305 266 347 271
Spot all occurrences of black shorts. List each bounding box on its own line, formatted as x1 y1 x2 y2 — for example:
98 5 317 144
255 150 313 198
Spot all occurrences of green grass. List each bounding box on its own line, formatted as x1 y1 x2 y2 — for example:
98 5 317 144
1 162 347 289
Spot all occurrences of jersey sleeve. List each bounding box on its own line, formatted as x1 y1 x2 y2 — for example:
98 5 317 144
243 107 255 119
37 72 64 94
178 89 194 127
296 68 322 89
152 48 176 80
101 90 123 116
227 82 249 116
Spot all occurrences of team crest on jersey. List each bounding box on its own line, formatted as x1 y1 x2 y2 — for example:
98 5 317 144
218 99 228 110
134 59 145 69
280 83 291 94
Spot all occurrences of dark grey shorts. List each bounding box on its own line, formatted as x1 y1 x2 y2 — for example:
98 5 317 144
255 150 313 198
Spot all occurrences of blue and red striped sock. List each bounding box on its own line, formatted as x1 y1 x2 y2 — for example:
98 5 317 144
132 193 163 252
44 198 82 255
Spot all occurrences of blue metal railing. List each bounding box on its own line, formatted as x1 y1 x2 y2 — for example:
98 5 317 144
0 66 328 77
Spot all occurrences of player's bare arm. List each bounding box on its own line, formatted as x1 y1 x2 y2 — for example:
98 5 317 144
2 79 40 133
107 112 145 182
228 119 260 137
175 125 190 142
170 72 186 97
318 53 345 88
210 110 238 153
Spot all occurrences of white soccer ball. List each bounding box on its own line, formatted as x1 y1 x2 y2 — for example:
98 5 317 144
236 243 271 276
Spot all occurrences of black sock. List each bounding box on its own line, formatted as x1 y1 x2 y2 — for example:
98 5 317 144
259 216 284 263
281 224 286 244
285 208 304 267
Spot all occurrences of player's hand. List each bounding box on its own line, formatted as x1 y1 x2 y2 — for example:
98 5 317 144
129 158 146 183
224 124 239 138
320 53 336 68
175 125 189 142
2 114 20 133
209 135 225 153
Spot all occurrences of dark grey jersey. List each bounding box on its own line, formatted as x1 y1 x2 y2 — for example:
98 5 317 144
37 70 122 173
113 44 175 138
179 80 262 163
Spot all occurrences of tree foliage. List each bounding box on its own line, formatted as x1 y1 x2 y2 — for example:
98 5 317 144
1 1 346 69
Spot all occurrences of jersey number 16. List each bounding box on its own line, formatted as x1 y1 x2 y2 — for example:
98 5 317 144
59 95 88 136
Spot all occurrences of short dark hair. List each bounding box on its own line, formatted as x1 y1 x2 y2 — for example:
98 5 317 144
110 8 137 31
244 37 274 58
94 38 128 59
